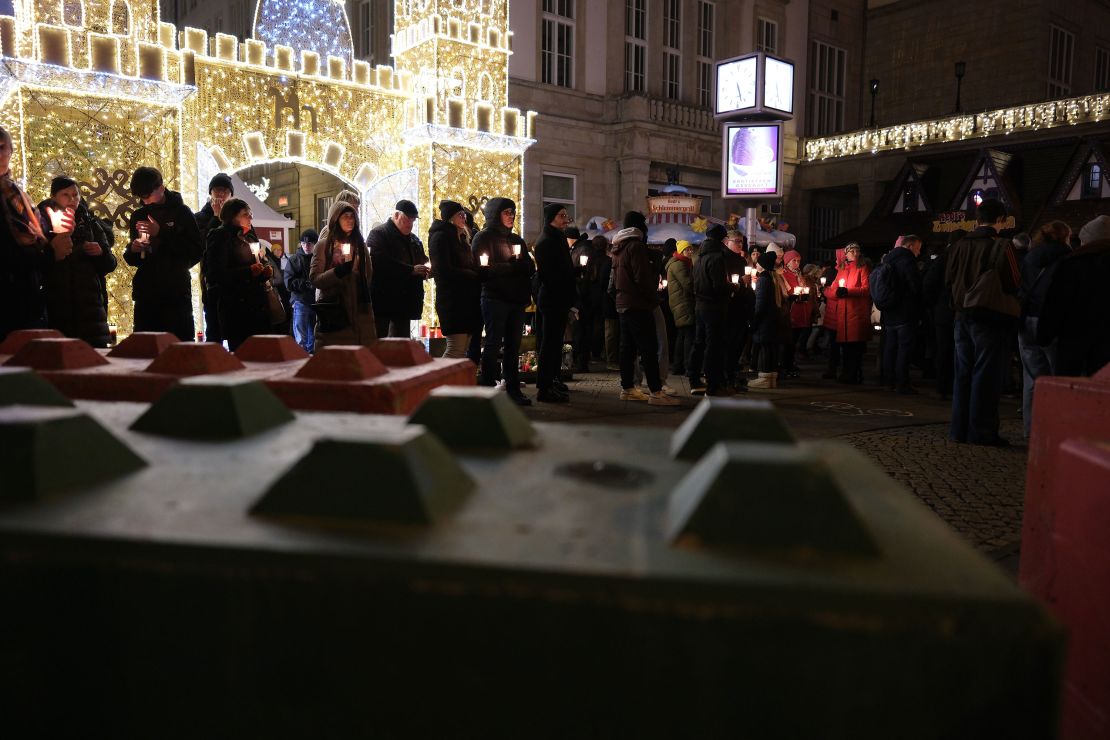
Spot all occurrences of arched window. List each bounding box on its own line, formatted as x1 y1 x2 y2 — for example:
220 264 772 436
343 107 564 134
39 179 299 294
477 72 493 101
110 0 131 36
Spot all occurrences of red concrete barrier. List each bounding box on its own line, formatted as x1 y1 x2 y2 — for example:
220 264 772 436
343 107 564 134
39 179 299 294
1021 368 1110 740
235 335 310 363
4 338 109 370
108 332 179 359
296 346 388 381
370 338 433 367
145 343 246 376
0 329 64 355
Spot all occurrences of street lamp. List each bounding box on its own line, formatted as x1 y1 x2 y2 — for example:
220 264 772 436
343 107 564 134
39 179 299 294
955 61 966 113
869 78 879 128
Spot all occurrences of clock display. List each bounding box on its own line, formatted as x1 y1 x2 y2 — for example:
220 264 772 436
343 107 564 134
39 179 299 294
715 57 757 115
764 57 794 113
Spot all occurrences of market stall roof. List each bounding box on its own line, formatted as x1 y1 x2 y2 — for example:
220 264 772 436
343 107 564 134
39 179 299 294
229 174 295 231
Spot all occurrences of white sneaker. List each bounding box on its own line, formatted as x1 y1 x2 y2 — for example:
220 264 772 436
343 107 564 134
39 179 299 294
648 390 680 406
620 387 650 401
661 384 678 396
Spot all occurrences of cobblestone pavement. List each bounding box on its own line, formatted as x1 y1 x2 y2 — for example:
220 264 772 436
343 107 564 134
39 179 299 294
520 353 1027 568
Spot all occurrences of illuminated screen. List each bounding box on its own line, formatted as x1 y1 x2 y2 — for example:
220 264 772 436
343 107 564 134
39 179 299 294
715 57 757 115
724 123 781 196
763 57 794 113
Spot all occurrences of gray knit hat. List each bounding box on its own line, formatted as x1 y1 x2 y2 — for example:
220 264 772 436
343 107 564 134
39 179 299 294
1078 215 1110 245
612 227 642 244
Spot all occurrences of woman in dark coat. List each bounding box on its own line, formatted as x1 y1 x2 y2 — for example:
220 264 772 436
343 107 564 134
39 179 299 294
206 199 272 351
749 252 783 389
429 200 484 360
37 177 116 347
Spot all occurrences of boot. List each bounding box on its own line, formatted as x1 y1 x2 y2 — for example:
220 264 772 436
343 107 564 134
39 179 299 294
769 371 779 388
748 372 774 389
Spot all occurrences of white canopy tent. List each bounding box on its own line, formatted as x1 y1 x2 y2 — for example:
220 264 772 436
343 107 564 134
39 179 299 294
228 173 296 252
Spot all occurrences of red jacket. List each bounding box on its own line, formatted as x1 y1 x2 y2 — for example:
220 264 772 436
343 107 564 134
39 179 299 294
783 268 814 329
824 259 872 343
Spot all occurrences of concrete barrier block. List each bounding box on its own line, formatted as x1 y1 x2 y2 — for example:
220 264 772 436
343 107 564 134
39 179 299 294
144 343 246 376
408 385 534 450
4 338 110 371
108 332 180 359
295 346 388 381
371 338 433 367
0 367 73 407
0 329 65 355
670 398 795 460
130 376 295 440
235 335 310 362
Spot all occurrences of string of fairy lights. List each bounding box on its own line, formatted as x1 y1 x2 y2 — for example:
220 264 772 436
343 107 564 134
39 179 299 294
1 0 535 335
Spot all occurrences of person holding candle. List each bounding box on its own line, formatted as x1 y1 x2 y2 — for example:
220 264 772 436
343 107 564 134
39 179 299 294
782 249 813 379
723 230 753 392
877 234 924 394
533 204 577 402
687 224 730 396
205 199 272 351
429 200 484 362
569 228 599 373
825 242 872 384
368 199 428 339
749 252 785 389
124 166 205 341
311 200 376 349
472 197 534 405
666 240 696 377
36 177 117 348
194 172 234 344
0 126 70 342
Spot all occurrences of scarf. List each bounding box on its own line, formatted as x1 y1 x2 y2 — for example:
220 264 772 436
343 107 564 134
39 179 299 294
1 173 45 246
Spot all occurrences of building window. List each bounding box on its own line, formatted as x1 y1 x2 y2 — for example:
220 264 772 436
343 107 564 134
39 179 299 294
1082 163 1103 199
696 1 715 107
663 0 681 100
756 17 778 54
901 183 919 213
808 39 846 136
1096 46 1110 92
1048 24 1074 98
809 205 842 259
316 195 335 230
358 0 377 63
624 0 647 93
542 172 577 223
541 0 574 88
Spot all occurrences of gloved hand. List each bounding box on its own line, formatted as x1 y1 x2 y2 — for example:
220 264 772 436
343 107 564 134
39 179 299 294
335 260 354 278
836 286 848 298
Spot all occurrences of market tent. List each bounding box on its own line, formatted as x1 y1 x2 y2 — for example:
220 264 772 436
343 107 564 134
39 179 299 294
229 173 296 252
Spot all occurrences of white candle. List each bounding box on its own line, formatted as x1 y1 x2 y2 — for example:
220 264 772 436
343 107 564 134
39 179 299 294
579 255 588 267
803 287 811 295
731 273 740 285
744 267 754 276
249 242 261 258
512 244 521 257
661 278 668 289
479 253 490 267
339 243 350 259
793 286 803 295
820 277 827 286
46 206 73 234
839 278 846 288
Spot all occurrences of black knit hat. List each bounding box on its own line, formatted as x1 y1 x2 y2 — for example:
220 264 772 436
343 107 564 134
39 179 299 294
623 210 648 239
544 202 567 225
757 252 778 272
130 166 163 198
208 172 234 195
439 200 465 222
706 223 728 241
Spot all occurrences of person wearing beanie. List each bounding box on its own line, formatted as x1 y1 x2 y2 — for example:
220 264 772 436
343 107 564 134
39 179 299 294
878 235 924 394
533 204 577 402
284 227 320 353
610 227 678 406
1037 214 1110 377
748 251 785 389
429 200 484 362
688 225 730 395
472 197 535 405
780 248 809 379
368 198 428 338
194 172 235 344
569 229 598 373
124 166 204 341
722 230 753 391
35 176 117 347
667 240 696 377
623 210 648 241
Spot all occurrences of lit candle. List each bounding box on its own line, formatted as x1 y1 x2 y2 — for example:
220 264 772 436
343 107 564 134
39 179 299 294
820 277 827 286
731 273 740 285
793 286 803 295
803 286 811 295
579 255 588 267
46 206 73 234
250 242 261 258
661 278 668 289
479 253 490 266
512 244 521 257
839 278 846 288
744 267 754 276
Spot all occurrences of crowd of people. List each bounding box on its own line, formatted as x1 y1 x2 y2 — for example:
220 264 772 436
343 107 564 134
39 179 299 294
2 119 1108 434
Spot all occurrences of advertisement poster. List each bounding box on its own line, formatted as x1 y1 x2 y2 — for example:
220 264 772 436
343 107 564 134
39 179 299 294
724 123 781 197
763 57 794 114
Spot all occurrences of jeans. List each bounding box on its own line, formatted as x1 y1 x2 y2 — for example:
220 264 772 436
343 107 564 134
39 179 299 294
481 297 525 391
1018 317 1056 439
619 309 661 392
604 318 620 365
292 301 315 353
951 316 1010 444
672 325 694 375
538 307 568 391
882 322 915 391
687 308 725 391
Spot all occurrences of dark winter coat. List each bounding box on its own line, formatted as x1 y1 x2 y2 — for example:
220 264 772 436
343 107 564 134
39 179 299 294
534 223 576 313
666 253 694 327
284 248 315 306
693 237 728 313
311 219 376 349
723 249 753 326
124 189 204 306
879 246 922 328
611 236 657 313
922 250 952 326
37 199 116 346
205 224 270 347
944 226 1020 324
569 239 600 312
429 218 484 336
1037 237 1110 374
472 198 534 307
194 202 219 239
751 271 781 344
1020 240 1070 319
368 218 427 321
598 250 617 319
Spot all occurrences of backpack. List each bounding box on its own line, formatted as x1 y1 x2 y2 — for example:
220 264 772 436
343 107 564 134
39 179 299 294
869 257 900 311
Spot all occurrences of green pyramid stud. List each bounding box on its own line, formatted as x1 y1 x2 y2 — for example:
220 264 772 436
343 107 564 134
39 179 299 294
130 376 295 439
251 425 474 526
0 405 146 502
408 385 535 451
666 442 878 556
0 367 74 407
670 398 795 460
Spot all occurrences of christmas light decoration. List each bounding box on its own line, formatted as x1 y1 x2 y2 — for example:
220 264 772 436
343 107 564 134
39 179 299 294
1 0 534 334
805 93 1110 161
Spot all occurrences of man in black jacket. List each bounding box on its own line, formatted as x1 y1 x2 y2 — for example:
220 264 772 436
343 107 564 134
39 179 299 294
368 199 429 338
195 172 232 343
124 166 204 341
472 197 535 406
534 204 575 402
722 230 752 392
285 228 318 353
687 224 730 396
880 234 923 394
